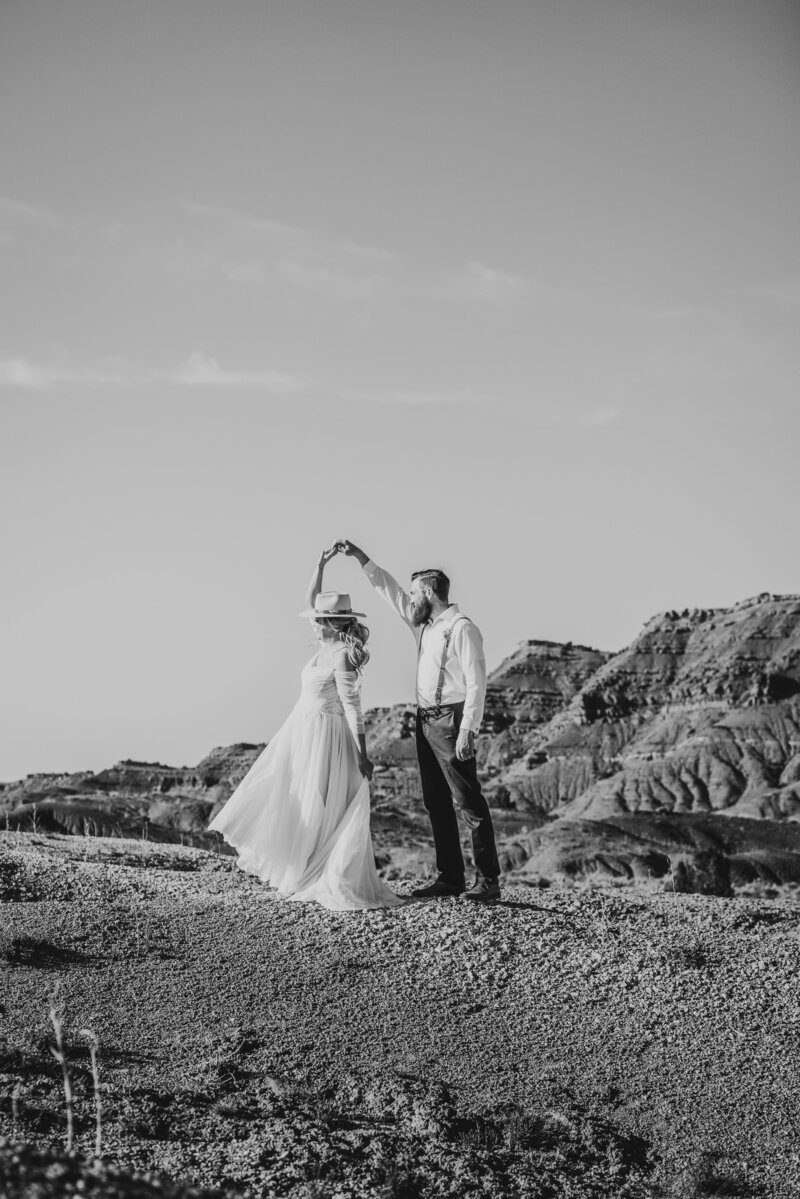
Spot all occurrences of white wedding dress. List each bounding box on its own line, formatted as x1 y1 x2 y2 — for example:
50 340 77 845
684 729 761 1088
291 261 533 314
207 646 402 911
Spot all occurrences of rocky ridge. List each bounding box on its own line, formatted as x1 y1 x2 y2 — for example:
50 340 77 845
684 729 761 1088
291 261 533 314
4 593 800 894
497 593 800 820
0 746 265 847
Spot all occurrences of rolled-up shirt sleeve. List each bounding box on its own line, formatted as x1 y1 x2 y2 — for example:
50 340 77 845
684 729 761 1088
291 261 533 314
456 622 487 734
363 559 416 631
334 669 365 740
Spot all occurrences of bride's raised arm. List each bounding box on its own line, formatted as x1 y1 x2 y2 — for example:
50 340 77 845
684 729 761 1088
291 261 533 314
304 545 339 610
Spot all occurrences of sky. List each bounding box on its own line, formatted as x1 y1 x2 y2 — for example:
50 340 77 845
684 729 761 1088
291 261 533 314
1 0 799 781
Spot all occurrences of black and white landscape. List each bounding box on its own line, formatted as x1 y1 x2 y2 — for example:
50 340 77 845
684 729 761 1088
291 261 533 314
6 591 800 895
4 591 800 1195
3 0 800 1195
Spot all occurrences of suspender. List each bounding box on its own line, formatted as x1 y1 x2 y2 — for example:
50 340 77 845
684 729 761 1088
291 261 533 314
419 613 470 715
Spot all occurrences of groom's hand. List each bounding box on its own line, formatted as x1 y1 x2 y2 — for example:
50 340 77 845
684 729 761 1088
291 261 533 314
336 539 369 567
455 729 475 761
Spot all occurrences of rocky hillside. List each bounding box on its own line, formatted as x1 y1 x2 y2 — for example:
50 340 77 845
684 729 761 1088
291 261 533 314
4 592 800 893
0 745 264 846
481 639 610 775
0 641 611 859
3 831 800 1197
497 593 800 819
364 638 608 812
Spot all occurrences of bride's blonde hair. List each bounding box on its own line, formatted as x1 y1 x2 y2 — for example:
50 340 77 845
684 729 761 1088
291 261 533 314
318 617 370 673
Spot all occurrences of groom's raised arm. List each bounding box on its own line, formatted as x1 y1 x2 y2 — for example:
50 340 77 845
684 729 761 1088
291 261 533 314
337 540 416 631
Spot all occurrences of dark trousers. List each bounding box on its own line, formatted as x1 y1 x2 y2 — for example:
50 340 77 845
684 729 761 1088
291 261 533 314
415 703 501 885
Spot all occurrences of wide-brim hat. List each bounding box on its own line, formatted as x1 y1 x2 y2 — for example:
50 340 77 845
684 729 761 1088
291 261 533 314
299 591 367 620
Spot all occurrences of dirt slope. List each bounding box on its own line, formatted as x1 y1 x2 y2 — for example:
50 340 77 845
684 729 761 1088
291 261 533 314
2 831 799 1197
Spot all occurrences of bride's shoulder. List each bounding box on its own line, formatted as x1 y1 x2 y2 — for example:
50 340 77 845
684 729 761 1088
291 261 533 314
313 642 347 667
332 642 364 676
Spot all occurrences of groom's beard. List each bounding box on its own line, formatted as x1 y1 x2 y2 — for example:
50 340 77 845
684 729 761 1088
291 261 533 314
411 597 433 626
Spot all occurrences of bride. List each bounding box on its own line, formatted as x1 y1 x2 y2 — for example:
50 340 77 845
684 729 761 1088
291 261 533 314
207 546 402 911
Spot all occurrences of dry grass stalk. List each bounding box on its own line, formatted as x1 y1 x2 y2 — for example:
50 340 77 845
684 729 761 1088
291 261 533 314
669 859 678 898
80 1027 103 1158
48 985 74 1152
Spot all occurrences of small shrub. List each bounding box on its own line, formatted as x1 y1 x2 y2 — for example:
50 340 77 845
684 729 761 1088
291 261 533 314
453 1114 503 1150
287 1184 329 1199
652 1149 755 1197
661 937 710 971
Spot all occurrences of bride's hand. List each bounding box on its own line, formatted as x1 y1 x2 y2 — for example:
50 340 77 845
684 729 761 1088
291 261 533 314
358 753 374 781
319 544 339 565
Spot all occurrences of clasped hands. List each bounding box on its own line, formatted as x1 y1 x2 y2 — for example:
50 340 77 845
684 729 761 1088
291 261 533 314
321 537 475 763
317 540 355 569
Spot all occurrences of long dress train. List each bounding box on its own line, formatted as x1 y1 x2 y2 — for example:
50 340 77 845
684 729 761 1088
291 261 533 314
207 649 402 911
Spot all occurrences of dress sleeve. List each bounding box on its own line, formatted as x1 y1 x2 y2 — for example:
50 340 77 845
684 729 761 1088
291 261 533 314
334 667 366 740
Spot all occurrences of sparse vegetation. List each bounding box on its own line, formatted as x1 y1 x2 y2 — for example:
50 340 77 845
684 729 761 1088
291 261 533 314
79 1027 103 1159
0 831 792 1197
47 986 74 1152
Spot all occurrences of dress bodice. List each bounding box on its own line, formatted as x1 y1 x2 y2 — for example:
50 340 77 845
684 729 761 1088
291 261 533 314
301 654 343 708
300 651 364 735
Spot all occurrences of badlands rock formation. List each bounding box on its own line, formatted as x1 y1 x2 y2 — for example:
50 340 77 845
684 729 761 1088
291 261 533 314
0 745 264 846
4 592 800 891
486 593 800 891
365 638 608 812
496 593 800 821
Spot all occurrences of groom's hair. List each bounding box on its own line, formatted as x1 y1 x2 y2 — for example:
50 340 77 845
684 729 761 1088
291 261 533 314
411 568 450 601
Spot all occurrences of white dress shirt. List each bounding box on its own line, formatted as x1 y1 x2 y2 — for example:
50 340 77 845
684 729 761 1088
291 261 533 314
362 559 487 734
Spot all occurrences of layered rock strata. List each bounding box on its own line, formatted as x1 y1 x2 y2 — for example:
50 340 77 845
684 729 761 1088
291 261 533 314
3 593 800 891
499 594 800 821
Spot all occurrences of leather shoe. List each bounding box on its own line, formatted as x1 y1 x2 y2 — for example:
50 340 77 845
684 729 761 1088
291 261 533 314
411 878 466 899
464 877 501 903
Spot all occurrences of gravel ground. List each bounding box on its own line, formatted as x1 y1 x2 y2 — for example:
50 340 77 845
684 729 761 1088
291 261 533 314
2 831 800 1197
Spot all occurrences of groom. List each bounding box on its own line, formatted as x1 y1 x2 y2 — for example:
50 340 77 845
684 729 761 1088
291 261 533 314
336 540 501 903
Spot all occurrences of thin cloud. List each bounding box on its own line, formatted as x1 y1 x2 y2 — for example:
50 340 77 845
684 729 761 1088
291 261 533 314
184 201 304 241
0 353 313 393
147 224 390 300
570 406 619 428
435 261 529 304
5 195 527 312
0 357 54 388
278 260 381 301
527 404 621 428
163 353 313 391
0 197 59 245
340 387 484 408
335 240 396 265
221 259 270 287
0 357 128 389
183 199 395 262
653 303 727 322
173 199 400 301
0 196 57 227
184 199 396 268
97 200 531 309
